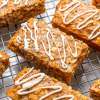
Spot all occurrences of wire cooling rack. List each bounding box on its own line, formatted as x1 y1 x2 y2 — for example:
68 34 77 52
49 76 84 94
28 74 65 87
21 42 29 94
0 0 100 99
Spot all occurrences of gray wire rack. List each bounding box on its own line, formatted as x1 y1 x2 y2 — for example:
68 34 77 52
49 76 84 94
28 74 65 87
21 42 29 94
0 0 100 99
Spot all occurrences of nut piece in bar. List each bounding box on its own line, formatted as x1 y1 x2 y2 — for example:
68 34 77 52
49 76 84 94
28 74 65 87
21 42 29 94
0 0 45 28
0 51 9 76
8 18 89 83
7 67 89 100
52 0 100 50
90 79 100 100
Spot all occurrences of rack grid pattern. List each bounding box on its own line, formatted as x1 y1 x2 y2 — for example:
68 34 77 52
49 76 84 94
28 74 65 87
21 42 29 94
0 0 100 99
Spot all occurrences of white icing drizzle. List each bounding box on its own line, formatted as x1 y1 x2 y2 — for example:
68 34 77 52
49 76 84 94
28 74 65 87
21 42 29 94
22 72 45 90
15 68 45 89
14 0 28 5
0 0 8 9
17 85 62 98
76 10 98 30
14 0 21 4
16 68 74 99
21 21 39 51
88 24 100 40
25 21 39 51
58 35 69 69
21 24 30 49
15 68 34 85
67 36 78 58
39 86 62 100
61 35 66 62
53 94 74 100
32 20 39 51
62 2 80 24
42 28 54 60
59 1 100 40
15 67 45 94
59 1 80 12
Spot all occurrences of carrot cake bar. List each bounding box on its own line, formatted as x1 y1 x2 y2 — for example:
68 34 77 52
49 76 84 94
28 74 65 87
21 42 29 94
7 67 89 100
90 79 100 100
0 51 9 76
8 18 89 83
52 0 100 50
0 0 44 28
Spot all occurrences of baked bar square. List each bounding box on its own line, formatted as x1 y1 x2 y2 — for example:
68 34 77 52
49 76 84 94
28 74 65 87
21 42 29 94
90 79 100 100
0 0 45 28
8 18 89 83
7 67 89 100
52 0 100 50
0 51 9 75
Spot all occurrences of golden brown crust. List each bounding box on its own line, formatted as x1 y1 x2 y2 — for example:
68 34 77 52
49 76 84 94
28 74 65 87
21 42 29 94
92 0 100 8
0 0 45 28
8 18 89 83
52 0 100 51
0 51 9 75
90 79 100 100
7 67 88 100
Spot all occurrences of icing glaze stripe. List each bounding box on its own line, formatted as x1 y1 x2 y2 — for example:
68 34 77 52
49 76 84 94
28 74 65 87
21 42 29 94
67 36 78 58
58 35 70 69
15 68 45 90
76 10 98 30
0 0 8 9
59 1 80 12
53 94 74 100
15 68 74 99
41 28 54 60
88 24 100 40
14 0 28 5
15 68 34 85
21 21 39 51
59 1 100 40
